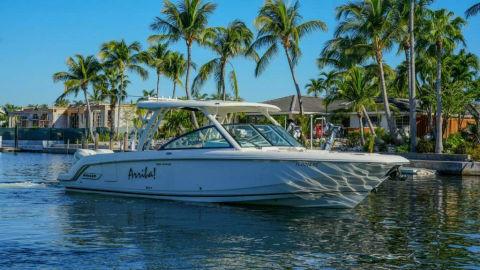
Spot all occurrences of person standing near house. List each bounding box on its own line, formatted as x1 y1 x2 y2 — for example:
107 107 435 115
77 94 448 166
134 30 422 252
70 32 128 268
287 119 302 140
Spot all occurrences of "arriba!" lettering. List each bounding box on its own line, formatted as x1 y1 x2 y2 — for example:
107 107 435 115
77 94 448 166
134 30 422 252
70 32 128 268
128 167 156 180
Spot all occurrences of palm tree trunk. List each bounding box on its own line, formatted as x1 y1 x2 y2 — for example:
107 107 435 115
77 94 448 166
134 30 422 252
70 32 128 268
185 42 199 128
362 105 376 136
409 0 417 152
428 105 434 133
221 61 226 101
283 47 304 115
156 72 160 98
358 113 365 145
435 44 443 153
109 98 116 136
374 45 397 138
83 88 95 145
172 81 177 98
117 73 124 138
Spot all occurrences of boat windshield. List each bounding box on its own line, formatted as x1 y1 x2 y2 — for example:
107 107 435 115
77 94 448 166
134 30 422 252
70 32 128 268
224 124 302 148
162 126 231 149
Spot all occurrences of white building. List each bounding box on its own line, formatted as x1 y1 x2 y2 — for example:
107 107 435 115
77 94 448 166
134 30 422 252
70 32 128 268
7 103 137 131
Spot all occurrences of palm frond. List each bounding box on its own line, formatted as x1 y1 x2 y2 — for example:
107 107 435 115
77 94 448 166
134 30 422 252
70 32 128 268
192 58 220 95
465 3 480 18
255 43 278 77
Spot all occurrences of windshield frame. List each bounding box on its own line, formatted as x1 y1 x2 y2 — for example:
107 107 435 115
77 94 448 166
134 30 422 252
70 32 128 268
223 124 302 148
160 125 233 150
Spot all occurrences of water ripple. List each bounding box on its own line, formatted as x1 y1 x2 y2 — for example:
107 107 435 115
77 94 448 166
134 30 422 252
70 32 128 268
0 152 479 269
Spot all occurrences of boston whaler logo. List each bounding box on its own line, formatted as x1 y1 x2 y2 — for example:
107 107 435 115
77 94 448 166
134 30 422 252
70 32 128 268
81 172 101 180
128 167 156 180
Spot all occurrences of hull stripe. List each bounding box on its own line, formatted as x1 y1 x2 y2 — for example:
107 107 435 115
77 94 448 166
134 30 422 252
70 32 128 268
65 186 370 198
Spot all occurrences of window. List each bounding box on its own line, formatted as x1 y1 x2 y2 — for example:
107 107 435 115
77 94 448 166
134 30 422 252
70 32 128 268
224 124 272 148
254 125 291 146
20 116 28 127
93 112 102 128
395 116 409 129
224 124 302 148
267 125 303 147
70 113 79 128
162 126 231 149
39 113 49 128
32 114 39 127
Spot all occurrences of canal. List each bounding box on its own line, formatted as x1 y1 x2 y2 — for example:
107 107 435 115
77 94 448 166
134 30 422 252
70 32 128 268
0 152 479 269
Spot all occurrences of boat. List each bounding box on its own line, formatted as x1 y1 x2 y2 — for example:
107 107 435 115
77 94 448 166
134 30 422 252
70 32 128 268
58 99 409 208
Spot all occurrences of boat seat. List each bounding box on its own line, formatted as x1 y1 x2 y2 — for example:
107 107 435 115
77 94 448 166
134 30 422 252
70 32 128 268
74 149 114 161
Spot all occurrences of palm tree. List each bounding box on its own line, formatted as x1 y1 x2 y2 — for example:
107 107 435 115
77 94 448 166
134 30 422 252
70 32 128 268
53 55 101 143
138 89 157 102
392 0 431 151
54 98 70 107
319 71 340 114
337 66 379 145
305 78 324 98
439 50 478 132
99 40 148 136
150 0 217 127
193 20 253 100
250 0 327 115
143 42 170 98
420 9 465 153
466 2 480 18
334 0 399 138
95 66 124 135
164 51 187 98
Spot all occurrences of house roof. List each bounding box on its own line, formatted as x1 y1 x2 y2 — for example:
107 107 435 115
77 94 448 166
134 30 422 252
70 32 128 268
262 95 347 115
261 95 428 116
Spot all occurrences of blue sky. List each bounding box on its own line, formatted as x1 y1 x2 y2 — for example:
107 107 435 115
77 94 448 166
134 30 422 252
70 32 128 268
0 0 479 106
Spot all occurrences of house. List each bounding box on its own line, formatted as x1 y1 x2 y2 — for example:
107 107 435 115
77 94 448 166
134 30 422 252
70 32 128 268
0 107 6 127
262 95 412 131
7 103 136 131
262 95 477 137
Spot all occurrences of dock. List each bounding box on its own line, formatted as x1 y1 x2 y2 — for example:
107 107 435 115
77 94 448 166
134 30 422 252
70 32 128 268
395 153 480 176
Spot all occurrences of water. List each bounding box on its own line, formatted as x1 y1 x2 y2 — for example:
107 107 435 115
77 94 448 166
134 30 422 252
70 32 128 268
0 152 479 270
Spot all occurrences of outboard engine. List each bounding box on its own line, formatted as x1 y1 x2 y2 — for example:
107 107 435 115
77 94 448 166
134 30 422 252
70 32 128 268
324 123 342 151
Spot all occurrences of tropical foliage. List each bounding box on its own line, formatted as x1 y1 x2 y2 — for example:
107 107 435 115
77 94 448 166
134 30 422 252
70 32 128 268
99 39 148 136
250 0 327 115
193 20 253 100
150 0 217 127
48 0 480 154
53 55 101 142
164 52 187 98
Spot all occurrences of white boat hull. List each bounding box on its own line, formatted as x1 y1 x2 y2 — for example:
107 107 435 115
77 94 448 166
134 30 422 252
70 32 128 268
59 150 406 208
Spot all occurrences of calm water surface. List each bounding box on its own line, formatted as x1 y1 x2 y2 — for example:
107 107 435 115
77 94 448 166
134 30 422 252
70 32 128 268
0 152 479 269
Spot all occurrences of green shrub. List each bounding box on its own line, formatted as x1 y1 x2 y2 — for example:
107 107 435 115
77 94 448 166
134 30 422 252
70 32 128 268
363 135 375 153
467 145 480 161
375 128 392 144
395 143 410 153
444 133 467 154
346 131 362 147
98 131 111 142
417 139 434 153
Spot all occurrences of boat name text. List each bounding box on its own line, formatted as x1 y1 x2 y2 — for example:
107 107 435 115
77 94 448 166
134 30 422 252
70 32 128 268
128 167 156 180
